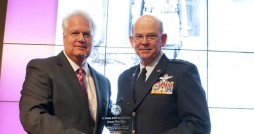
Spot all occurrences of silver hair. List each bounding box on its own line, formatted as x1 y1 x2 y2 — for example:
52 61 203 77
62 10 96 35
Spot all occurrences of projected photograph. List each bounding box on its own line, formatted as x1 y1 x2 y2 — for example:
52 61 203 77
54 0 208 100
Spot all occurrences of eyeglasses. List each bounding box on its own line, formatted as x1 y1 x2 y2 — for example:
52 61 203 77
132 33 162 42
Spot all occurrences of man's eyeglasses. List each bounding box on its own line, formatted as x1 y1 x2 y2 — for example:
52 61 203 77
132 33 162 42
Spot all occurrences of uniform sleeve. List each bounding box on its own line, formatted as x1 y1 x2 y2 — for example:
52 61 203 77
165 63 211 134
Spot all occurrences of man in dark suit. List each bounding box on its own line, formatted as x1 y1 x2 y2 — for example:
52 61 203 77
117 15 211 134
19 10 111 134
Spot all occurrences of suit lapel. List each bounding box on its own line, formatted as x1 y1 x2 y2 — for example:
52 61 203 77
89 65 101 107
56 51 88 104
118 67 138 113
56 52 81 88
134 55 168 109
129 69 138 105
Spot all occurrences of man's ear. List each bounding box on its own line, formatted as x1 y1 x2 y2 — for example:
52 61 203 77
129 36 135 48
63 33 66 41
161 33 167 47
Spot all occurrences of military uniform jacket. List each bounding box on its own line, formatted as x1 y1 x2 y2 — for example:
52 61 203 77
117 54 211 134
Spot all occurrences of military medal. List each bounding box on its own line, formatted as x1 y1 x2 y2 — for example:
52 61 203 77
151 74 174 94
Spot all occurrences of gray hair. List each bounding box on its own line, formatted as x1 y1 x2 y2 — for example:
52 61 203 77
62 10 96 35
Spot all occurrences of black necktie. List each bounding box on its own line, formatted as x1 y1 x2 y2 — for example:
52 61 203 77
134 67 147 102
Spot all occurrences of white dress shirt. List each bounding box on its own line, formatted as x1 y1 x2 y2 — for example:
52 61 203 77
138 52 163 81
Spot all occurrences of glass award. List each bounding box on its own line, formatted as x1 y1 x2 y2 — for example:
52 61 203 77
102 104 133 134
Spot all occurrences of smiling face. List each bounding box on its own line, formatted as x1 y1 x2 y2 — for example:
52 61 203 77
130 15 167 66
63 14 94 66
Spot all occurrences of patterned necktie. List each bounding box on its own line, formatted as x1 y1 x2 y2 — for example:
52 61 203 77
77 68 88 98
134 67 147 102
77 68 95 127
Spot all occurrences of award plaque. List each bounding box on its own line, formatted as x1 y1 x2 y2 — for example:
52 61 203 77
102 104 133 134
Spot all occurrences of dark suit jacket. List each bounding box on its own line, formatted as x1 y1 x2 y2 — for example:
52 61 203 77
117 54 211 134
19 51 111 134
